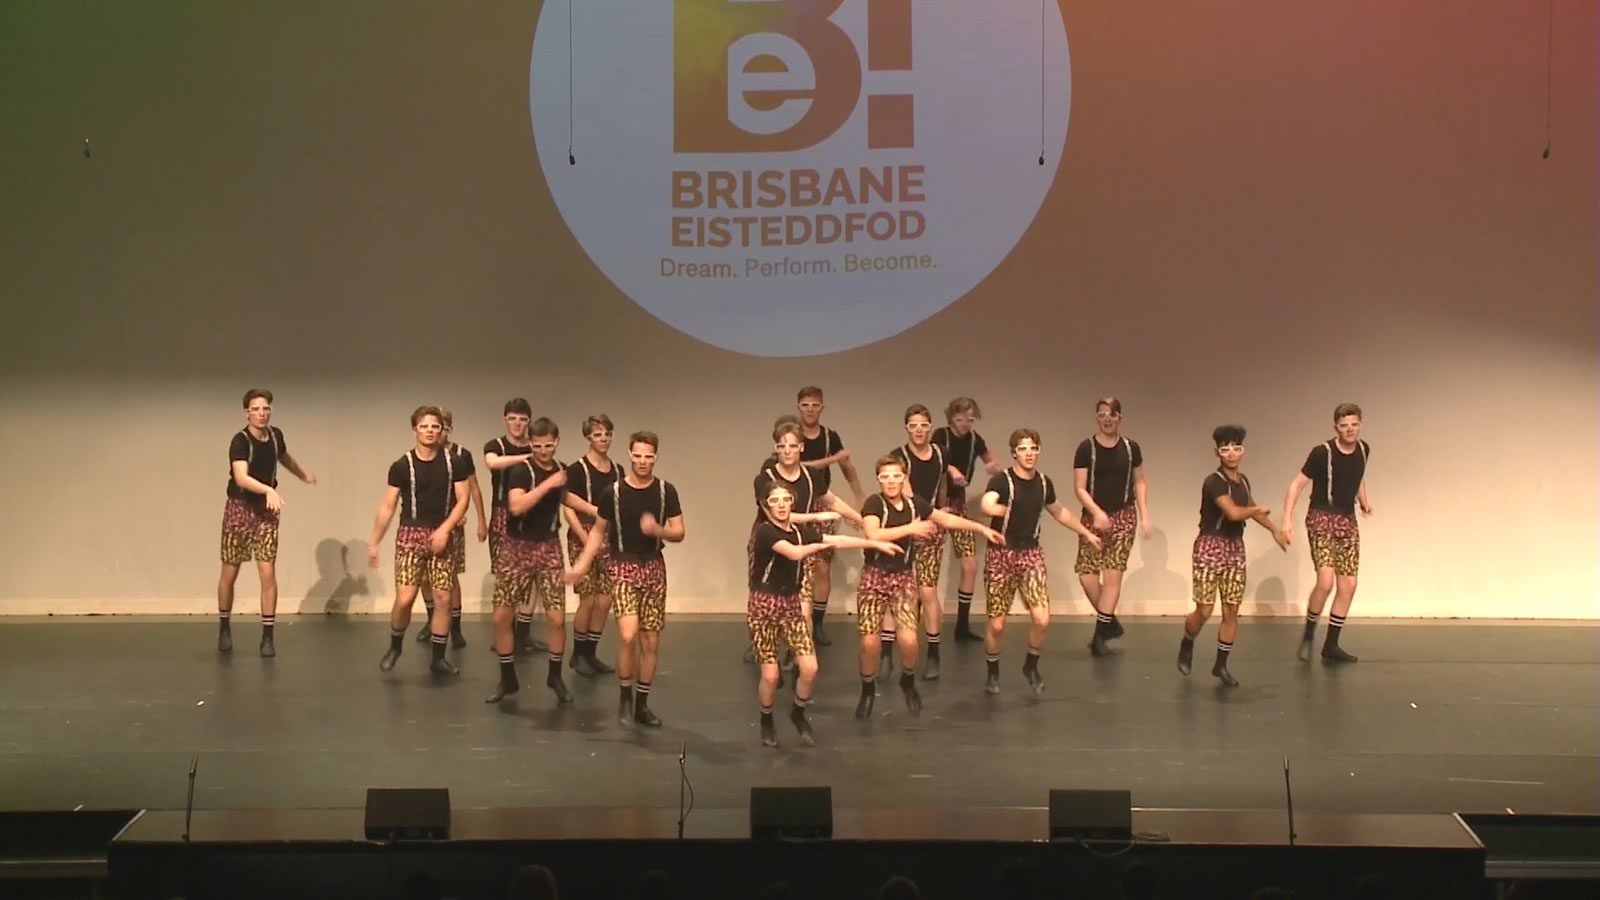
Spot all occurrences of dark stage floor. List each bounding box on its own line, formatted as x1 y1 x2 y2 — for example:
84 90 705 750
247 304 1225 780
1 617 1594 818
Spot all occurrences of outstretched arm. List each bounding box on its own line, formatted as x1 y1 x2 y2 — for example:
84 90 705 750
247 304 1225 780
929 509 1002 544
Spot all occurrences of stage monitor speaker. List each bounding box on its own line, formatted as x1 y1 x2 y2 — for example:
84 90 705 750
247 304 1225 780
364 788 450 842
750 787 832 840
1048 789 1132 841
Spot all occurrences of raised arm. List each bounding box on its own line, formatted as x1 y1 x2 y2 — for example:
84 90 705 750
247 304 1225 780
929 508 1002 544
507 469 568 516
644 513 686 543
979 490 1007 518
862 512 933 544
484 449 533 471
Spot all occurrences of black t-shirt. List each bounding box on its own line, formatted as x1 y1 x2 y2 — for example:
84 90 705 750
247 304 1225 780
387 449 468 528
505 460 566 541
595 477 683 562
985 469 1057 549
226 427 286 507
860 493 934 571
1073 437 1144 514
565 456 617 529
1302 441 1370 516
933 427 988 505
752 464 819 524
1198 471 1254 539
484 437 531 509
800 427 844 494
889 444 946 507
749 522 822 594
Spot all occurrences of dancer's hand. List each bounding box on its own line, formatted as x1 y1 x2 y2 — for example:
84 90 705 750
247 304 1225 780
546 469 568 490
264 488 284 513
1091 510 1111 531
367 543 380 569
1359 501 1373 517
907 519 937 540
429 528 450 554
812 510 841 523
1280 523 1295 544
1084 532 1104 551
871 541 903 556
639 511 660 537
299 471 318 485
1273 529 1291 551
1140 519 1153 540
979 526 1004 545
476 520 489 542
563 568 584 586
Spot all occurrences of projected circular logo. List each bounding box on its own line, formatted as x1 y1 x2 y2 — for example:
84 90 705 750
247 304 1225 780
530 1 1071 357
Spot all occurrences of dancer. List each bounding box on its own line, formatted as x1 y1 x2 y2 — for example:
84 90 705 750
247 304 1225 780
1072 397 1151 657
750 480 901 747
482 399 533 572
978 430 1103 696
932 397 1001 642
563 414 618 674
485 418 598 704
370 406 472 675
218 388 316 658
1175 425 1289 687
795 386 867 645
567 431 685 728
1281 403 1372 663
415 409 484 649
857 455 1003 716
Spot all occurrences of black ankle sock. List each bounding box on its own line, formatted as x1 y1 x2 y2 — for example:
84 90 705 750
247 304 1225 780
1303 611 1320 641
430 634 447 662
899 669 915 687
636 680 652 704
389 629 404 652
260 616 275 637
1023 650 1040 673
986 655 1000 677
498 656 516 680
1326 614 1346 647
449 609 463 630
547 657 562 680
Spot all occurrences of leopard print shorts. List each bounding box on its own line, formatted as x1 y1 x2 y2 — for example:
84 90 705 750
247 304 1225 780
493 537 565 612
856 565 919 635
1074 505 1137 575
220 498 279 565
912 528 945 589
984 546 1049 618
609 558 667 632
395 525 456 593
1307 509 1360 577
566 532 613 596
1191 534 1246 609
748 590 815 664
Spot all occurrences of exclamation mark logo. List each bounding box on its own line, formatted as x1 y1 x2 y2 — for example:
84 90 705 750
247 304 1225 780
866 0 913 149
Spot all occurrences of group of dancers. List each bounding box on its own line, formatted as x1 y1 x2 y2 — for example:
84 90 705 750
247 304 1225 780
216 387 1372 748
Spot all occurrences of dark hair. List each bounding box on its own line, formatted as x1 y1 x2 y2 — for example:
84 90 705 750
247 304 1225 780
242 388 273 408
583 413 614 437
796 386 824 402
1212 424 1247 446
530 417 559 439
944 396 981 422
876 876 921 900
506 864 559 900
773 413 800 429
773 421 803 443
438 406 454 429
1096 396 1122 416
629 430 660 451
904 403 932 424
1008 428 1042 452
410 405 444 428
503 397 532 417
875 454 907 474
1334 402 1363 421
762 480 796 502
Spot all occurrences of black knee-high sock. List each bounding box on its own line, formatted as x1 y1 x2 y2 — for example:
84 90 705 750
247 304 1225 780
430 633 448 662
449 607 463 629
859 674 875 698
389 628 404 652
1215 639 1233 667
547 656 563 681
1023 649 1040 673
878 629 894 658
514 612 532 641
636 680 653 707
1325 614 1347 648
1303 610 1319 642
498 654 517 684
926 632 941 659
811 602 827 629
260 615 275 637
956 590 974 626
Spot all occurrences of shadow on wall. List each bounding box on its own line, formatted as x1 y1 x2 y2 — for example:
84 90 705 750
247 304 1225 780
305 538 382 614
1121 528 1188 614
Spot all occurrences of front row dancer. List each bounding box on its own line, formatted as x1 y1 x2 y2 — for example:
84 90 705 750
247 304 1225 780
486 418 598 704
750 481 902 747
858 454 1002 717
568 431 685 729
1177 425 1288 686
978 430 1103 696
369 406 471 674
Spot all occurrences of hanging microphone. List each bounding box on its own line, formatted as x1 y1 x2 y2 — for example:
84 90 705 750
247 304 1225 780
82 138 91 159
1038 153 1044 166
569 152 576 165
1541 144 1550 160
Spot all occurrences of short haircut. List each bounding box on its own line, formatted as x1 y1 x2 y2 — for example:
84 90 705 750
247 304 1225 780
629 430 660 451
410 405 444 428
1212 424 1247 446
583 413 614 437
762 480 795 502
1333 402 1363 421
438 406 454 429
503 397 532 417
530 417 559 439
242 388 273 408
903 403 932 424
944 396 981 422
773 420 803 443
875 454 907 474
796 386 824 402
1096 396 1123 416
772 413 800 429
1008 428 1041 451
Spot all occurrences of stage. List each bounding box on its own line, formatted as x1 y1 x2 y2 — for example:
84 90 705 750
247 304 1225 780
2 616 1594 818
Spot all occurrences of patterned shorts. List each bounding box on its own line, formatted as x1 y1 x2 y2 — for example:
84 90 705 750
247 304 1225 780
747 590 815 664
566 532 614 596
448 523 467 574
1075 505 1138 575
220 498 279 565
984 546 1050 618
1307 509 1360 577
1191 534 1247 609
395 525 456 592
811 499 837 561
609 558 667 632
944 500 979 559
487 507 508 569
912 528 945 589
493 537 565 612
855 566 919 635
